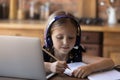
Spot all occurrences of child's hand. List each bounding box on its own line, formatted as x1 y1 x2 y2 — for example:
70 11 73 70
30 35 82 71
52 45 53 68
50 61 68 73
72 65 93 78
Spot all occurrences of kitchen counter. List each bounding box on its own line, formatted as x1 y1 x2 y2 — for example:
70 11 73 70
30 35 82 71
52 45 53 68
0 20 46 30
0 20 120 32
81 24 120 32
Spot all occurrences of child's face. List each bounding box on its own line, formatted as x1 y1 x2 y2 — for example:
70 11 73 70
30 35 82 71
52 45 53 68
51 23 77 55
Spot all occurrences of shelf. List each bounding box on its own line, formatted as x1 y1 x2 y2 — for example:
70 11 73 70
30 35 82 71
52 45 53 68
0 20 120 32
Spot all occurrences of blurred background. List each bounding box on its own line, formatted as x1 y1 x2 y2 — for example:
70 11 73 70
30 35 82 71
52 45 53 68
0 0 120 22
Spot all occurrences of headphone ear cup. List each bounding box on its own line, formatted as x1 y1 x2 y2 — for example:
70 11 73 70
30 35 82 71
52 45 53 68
75 36 80 47
46 37 53 48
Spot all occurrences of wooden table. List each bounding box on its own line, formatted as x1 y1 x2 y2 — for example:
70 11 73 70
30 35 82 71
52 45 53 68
49 74 88 80
49 67 120 80
0 74 88 80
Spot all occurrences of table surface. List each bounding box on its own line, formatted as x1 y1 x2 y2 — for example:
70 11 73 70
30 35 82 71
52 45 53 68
0 68 119 80
49 74 88 80
0 74 88 80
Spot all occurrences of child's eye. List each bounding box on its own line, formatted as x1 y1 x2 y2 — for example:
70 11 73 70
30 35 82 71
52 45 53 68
68 37 75 40
56 36 75 40
56 36 63 39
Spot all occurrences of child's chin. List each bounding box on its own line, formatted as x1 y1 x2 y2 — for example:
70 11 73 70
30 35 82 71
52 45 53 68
60 50 69 54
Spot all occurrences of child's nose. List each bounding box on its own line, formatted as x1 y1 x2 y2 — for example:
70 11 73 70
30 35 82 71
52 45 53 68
63 38 69 45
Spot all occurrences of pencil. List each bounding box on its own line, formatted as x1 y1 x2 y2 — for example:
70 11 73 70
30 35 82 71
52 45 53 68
42 48 59 61
42 48 71 70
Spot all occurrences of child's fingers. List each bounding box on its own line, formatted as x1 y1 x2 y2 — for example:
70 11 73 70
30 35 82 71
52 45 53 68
73 69 83 78
56 67 66 73
51 61 67 73
57 61 68 69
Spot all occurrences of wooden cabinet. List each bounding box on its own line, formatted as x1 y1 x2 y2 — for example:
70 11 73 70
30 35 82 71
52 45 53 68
81 31 102 44
81 31 103 56
103 32 120 65
0 21 45 45
81 24 120 65
77 0 96 18
82 44 102 56
0 29 44 45
110 52 120 65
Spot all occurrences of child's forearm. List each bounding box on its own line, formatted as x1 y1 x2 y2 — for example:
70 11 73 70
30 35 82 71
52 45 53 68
44 62 52 72
87 58 115 73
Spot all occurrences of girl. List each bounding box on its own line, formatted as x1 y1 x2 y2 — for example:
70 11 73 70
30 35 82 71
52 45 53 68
42 10 114 78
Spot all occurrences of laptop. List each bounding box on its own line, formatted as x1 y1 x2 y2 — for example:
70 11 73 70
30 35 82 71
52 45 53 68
0 36 47 80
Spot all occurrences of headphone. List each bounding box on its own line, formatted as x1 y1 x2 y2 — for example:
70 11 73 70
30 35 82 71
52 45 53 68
45 15 81 49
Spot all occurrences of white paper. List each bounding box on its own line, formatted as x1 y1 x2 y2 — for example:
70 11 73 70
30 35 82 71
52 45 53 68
64 62 86 76
46 73 56 79
88 69 120 80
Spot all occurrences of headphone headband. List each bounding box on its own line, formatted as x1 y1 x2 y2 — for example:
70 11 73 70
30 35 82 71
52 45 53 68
47 15 78 28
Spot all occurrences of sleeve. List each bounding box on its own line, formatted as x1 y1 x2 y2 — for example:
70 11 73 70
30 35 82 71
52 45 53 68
73 46 82 62
80 44 86 52
68 45 83 63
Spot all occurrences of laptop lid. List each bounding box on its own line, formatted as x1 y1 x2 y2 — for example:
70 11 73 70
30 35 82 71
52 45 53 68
0 36 46 80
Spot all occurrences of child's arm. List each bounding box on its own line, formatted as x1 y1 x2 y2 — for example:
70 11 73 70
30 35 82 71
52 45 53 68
44 62 51 72
72 53 115 78
82 53 115 72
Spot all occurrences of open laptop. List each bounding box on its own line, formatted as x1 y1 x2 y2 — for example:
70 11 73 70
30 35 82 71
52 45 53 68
0 36 47 80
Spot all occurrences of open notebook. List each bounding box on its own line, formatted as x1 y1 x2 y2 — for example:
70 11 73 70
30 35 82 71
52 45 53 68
64 62 120 80
0 36 47 80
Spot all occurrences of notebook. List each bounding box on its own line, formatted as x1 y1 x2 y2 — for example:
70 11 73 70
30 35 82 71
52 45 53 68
64 62 87 76
88 69 120 80
0 36 46 80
